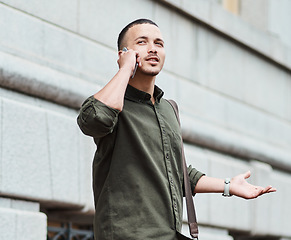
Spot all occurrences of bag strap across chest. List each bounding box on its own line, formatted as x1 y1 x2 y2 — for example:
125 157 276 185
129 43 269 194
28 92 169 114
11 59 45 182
167 99 199 239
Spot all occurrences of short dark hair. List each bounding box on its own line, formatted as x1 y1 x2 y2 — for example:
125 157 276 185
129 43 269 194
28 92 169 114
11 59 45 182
117 19 159 50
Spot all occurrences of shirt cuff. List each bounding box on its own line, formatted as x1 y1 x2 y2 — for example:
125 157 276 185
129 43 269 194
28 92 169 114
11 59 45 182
77 96 120 138
93 95 119 111
188 166 205 196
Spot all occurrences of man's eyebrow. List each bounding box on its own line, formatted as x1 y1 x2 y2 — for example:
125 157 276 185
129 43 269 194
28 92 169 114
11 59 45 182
134 36 148 41
134 36 164 43
156 38 164 43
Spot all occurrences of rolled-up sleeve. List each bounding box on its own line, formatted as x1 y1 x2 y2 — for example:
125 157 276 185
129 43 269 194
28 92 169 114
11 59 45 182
187 165 205 195
77 96 120 138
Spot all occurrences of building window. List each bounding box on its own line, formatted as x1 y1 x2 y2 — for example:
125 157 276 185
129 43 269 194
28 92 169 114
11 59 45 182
223 0 239 15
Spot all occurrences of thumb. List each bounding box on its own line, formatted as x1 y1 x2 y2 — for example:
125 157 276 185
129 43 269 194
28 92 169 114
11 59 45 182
244 170 251 180
137 56 142 67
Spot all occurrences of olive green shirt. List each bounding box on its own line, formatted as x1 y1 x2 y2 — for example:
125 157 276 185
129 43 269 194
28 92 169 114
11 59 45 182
77 85 204 240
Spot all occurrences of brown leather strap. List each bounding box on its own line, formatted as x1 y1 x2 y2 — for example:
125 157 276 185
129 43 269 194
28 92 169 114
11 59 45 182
167 100 199 239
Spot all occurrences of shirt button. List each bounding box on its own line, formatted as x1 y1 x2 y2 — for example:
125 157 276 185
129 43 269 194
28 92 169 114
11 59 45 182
166 154 169 159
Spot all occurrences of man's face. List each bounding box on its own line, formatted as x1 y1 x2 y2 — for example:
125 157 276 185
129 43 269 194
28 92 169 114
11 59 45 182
123 23 165 76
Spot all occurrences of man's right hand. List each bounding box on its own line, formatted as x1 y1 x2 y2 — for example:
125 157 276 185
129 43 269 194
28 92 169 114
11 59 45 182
118 48 141 76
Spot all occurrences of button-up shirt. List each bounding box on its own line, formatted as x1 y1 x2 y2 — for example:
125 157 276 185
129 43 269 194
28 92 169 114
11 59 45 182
77 85 204 240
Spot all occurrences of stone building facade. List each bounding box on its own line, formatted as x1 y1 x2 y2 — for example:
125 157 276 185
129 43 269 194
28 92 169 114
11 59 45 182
0 0 290 239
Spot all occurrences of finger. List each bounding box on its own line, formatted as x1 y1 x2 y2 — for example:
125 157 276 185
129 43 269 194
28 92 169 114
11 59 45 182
244 170 251 180
265 186 277 193
270 187 277 192
265 185 273 190
262 185 274 192
136 56 142 67
258 186 276 195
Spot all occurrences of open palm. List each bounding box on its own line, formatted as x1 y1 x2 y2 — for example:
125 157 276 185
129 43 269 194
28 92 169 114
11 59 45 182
229 171 276 199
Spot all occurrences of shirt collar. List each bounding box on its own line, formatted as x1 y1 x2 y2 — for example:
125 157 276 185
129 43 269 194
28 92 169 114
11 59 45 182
125 84 164 103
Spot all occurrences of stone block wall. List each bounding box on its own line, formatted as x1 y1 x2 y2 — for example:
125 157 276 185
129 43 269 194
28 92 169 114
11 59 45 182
0 0 290 239
0 198 46 240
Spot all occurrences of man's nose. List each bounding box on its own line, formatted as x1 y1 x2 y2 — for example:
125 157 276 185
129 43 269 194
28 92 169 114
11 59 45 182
148 43 157 53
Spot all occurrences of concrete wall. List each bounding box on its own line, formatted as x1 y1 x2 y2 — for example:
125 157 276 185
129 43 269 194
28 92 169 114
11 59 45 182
0 198 47 240
240 0 291 49
0 0 290 239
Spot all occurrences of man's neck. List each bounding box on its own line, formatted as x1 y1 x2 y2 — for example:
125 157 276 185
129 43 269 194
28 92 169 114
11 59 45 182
128 75 156 104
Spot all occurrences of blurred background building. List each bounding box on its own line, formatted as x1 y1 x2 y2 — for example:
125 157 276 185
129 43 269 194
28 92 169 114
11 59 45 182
0 0 290 239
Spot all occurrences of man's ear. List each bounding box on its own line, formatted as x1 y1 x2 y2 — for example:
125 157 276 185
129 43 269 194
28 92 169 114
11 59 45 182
118 46 128 56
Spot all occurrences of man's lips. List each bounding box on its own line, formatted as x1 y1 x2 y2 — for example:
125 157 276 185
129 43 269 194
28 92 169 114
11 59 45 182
145 55 160 62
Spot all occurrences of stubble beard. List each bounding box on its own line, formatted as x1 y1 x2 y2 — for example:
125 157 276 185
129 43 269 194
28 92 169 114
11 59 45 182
139 64 162 77
141 69 159 76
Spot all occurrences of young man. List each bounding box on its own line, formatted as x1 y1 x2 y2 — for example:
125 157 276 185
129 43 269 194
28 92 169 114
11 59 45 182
77 19 276 240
